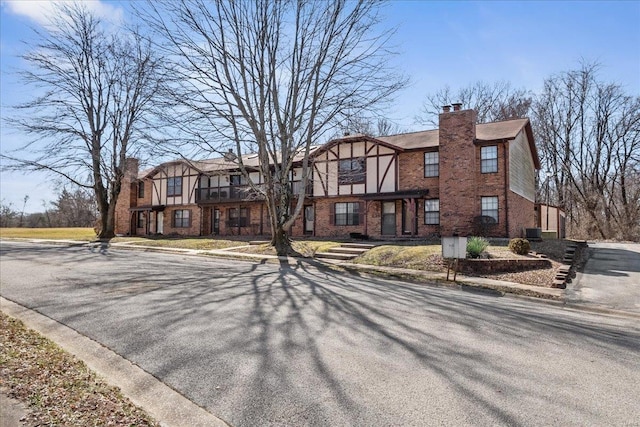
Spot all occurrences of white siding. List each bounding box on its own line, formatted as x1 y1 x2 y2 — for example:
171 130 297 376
150 164 199 206
378 155 395 192
509 131 536 201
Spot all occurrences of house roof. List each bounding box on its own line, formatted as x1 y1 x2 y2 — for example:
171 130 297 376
137 117 539 178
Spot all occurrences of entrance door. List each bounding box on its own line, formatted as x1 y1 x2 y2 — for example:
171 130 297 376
381 201 396 235
401 200 417 235
157 212 164 234
212 208 220 235
304 205 314 234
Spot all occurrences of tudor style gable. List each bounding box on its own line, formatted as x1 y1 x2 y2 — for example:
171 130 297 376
311 134 401 197
145 162 200 206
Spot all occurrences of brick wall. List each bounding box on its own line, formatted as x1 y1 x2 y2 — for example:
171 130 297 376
163 205 201 236
114 158 139 236
438 109 478 236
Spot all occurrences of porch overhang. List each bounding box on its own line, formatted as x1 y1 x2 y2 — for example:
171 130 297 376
361 190 429 200
129 205 165 212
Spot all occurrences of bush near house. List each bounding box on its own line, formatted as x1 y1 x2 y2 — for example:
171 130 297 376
508 238 531 255
466 236 489 258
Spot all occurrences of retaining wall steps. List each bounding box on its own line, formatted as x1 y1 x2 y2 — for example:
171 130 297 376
315 243 376 261
551 241 587 288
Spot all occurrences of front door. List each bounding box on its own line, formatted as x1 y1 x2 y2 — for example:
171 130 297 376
212 208 220 235
401 199 417 235
157 212 164 234
304 205 314 234
381 201 396 235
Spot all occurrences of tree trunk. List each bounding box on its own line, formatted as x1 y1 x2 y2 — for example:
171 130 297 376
271 225 291 257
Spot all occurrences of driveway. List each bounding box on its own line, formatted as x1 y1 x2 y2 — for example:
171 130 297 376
569 242 640 313
1 241 639 426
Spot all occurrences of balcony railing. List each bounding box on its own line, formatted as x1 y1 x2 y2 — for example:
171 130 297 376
196 181 312 203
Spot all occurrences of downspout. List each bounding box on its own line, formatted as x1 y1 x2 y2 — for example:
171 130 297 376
503 144 510 237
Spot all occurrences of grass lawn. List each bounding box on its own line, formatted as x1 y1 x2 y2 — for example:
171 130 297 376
114 237 243 250
230 240 342 257
0 227 96 240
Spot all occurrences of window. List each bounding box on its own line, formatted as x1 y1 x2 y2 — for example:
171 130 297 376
137 181 145 198
167 177 182 197
228 207 249 227
137 211 145 228
334 202 361 226
481 146 498 173
173 209 190 228
338 158 366 184
229 174 246 185
424 152 439 177
481 197 499 223
424 199 439 225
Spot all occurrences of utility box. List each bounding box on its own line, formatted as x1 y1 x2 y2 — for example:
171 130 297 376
442 236 467 259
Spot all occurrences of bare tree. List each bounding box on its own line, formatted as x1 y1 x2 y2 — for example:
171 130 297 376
0 201 18 228
533 62 640 240
1 3 164 238
331 115 406 139
50 187 98 227
416 80 532 127
143 0 406 254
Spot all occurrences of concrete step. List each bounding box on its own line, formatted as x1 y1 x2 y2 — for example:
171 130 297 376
340 243 377 249
327 247 370 255
314 252 358 261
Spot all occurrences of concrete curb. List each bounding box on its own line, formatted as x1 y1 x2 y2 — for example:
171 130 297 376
0 297 230 427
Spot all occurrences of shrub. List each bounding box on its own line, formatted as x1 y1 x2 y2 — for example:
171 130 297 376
508 238 531 255
466 236 489 258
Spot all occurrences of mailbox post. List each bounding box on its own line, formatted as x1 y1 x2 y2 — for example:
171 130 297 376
442 236 467 280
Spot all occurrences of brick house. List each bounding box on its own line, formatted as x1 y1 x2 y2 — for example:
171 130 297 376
115 105 540 239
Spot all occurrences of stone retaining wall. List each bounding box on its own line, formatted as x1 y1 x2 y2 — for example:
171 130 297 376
459 258 551 274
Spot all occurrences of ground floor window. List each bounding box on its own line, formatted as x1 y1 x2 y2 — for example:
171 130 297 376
172 209 191 228
334 202 361 226
424 199 439 225
228 207 249 227
137 211 145 228
481 196 499 223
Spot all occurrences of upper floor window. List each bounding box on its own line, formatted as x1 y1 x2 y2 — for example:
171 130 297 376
424 199 440 225
230 174 246 186
338 158 366 184
334 202 361 226
424 152 439 177
481 196 499 223
172 209 191 228
137 181 145 198
167 177 182 197
481 146 498 173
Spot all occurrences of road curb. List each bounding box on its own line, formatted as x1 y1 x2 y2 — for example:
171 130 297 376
0 297 230 427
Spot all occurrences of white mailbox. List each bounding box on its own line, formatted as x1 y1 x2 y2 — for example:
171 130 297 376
442 236 467 259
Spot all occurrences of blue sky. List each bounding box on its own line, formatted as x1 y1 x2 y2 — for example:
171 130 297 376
1 0 639 213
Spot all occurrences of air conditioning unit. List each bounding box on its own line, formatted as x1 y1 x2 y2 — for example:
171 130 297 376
525 228 542 239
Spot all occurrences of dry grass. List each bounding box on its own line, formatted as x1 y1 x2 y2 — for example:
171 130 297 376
0 227 96 240
230 240 341 257
0 312 158 426
352 239 573 287
114 237 242 250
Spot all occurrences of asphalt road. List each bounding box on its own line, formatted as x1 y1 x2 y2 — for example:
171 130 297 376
570 242 640 312
1 241 639 426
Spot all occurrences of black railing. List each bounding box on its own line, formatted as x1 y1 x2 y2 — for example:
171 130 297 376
196 181 312 203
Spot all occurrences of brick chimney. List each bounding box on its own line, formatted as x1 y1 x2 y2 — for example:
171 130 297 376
452 102 462 111
438 107 477 236
115 157 140 236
